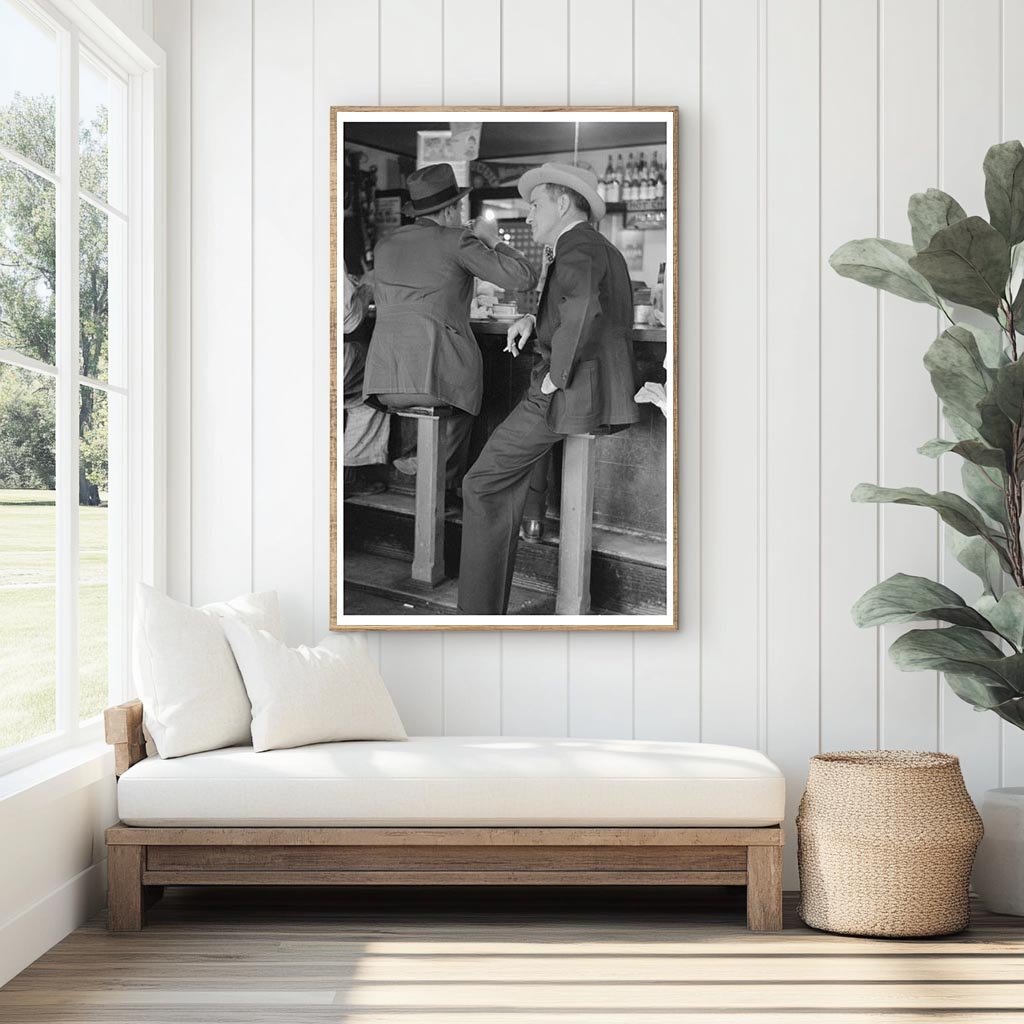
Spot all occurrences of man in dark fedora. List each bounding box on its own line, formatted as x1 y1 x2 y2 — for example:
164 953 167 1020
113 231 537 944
457 162 639 615
363 163 538 495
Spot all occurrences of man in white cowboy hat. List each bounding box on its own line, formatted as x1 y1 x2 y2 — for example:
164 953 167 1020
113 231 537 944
362 162 538 495
457 162 640 615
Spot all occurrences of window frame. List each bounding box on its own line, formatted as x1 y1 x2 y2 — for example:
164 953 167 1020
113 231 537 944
0 0 164 776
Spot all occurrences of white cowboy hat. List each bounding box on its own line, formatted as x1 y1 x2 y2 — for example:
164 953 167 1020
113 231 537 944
517 162 606 222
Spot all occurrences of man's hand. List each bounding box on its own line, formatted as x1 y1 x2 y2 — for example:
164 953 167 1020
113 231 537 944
540 372 558 395
634 381 668 418
471 216 500 249
504 315 535 357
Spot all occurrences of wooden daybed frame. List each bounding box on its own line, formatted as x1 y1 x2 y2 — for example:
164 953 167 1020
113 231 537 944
104 700 784 932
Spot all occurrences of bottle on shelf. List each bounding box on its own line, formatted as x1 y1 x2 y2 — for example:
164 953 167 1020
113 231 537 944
615 152 626 201
624 152 636 201
649 151 661 202
651 260 666 321
601 155 614 203
637 152 648 201
655 150 666 201
603 154 619 204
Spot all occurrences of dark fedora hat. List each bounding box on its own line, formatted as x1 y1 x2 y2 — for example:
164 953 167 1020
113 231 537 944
402 163 471 217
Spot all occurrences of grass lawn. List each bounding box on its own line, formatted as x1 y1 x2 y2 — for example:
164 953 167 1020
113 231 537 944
0 489 109 751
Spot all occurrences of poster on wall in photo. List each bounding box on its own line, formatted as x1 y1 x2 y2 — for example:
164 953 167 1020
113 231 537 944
373 194 403 242
331 106 678 631
620 230 644 272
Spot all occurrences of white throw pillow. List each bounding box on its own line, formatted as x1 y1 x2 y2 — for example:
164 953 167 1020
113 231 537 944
223 621 407 752
133 584 283 758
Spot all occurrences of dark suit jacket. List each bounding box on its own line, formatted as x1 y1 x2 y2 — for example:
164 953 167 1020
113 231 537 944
533 222 639 434
363 223 537 415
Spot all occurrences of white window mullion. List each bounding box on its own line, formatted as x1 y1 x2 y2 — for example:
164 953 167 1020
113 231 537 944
55 23 81 734
0 350 60 379
126 61 161 698
110 60 130 702
79 187 128 224
0 143 60 187
120 73 141 706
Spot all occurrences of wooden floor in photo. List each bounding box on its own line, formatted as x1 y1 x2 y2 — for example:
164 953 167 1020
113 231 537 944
3 887 1024 1022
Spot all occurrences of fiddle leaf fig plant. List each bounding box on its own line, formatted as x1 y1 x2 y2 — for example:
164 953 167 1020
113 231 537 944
832 140 1024 731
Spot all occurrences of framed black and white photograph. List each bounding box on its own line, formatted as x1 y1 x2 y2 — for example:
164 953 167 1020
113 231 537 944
331 107 678 630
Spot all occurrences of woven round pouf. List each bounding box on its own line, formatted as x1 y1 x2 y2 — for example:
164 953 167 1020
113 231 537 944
797 751 983 937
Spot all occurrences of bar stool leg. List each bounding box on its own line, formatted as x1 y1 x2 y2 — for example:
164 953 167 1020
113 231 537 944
556 433 597 615
411 414 447 585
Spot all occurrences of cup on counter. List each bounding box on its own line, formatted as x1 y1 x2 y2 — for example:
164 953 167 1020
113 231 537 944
491 302 518 318
633 303 653 326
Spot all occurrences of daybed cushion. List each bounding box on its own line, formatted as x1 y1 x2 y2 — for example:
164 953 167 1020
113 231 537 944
222 622 407 752
116 736 786 827
133 585 284 759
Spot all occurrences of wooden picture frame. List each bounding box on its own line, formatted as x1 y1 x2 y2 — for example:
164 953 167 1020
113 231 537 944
331 107 679 631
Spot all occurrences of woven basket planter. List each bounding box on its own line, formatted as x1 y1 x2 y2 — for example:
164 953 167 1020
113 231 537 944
797 751 983 937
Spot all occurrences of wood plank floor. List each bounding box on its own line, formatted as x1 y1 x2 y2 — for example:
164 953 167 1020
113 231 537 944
3 885 1024 1022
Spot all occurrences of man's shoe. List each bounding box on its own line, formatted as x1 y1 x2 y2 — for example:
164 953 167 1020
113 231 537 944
519 518 544 543
393 456 417 475
345 478 387 499
445 489 463 514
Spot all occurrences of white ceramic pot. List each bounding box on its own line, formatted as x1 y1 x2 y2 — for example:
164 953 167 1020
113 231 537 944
973 787 1024 916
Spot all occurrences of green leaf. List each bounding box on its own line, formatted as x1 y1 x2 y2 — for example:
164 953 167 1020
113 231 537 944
830 238 943 307
918 437 1007 470
1012 278 1024 325
984 140 1024 246
962 461 1009 528
909 216 1011 315
851 483 1009 555
890 624 1004 668
977 589 1024 649
967 322 1011 369
942 406 983 442
852 573 995 630
1008 241 1024 299
950 533 1004 597
923 325 997 428
944 671 1024 715
982 687 1024 728
1009 242 1024 324
977 391 1016 460
889 627 1024 703
908 188 968 251
993 357 1024 423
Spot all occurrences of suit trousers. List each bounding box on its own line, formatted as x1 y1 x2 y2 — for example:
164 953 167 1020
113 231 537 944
520 451 547 521
342 340 390 469
458 388 563 614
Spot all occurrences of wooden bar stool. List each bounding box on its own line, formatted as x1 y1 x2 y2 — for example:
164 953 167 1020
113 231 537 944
390 406 451 587
556 433 597 615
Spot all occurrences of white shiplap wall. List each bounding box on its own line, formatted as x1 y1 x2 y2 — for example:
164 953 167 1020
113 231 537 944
154 0 1024 885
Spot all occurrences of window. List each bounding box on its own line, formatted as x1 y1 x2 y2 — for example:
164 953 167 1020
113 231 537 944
0 0 160 772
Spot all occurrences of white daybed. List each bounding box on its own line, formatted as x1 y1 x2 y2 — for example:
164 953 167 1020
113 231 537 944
105 700 786 932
